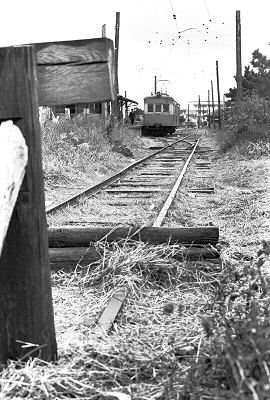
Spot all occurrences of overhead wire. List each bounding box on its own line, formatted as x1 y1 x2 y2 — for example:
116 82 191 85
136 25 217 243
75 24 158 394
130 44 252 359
202 0 212 22
169 0 180 34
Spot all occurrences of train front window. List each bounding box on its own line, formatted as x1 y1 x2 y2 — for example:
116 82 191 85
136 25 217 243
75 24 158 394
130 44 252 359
163 104 169 112
147 104 153 112
155 104 161 112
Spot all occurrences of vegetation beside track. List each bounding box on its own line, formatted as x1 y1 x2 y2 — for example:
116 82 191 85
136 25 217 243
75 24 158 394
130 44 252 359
169 130 270 398
42 115 157 207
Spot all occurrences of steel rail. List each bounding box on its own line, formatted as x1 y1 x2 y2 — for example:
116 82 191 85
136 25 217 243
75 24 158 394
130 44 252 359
46 133 196 215
152 134 203 227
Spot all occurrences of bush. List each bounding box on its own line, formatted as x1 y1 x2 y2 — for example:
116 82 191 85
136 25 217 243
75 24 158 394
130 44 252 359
182 241 270 399
218 95 270 155
41 114 143 185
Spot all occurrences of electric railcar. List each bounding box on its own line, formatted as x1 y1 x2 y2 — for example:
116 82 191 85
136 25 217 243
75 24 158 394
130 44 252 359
142 92 181 135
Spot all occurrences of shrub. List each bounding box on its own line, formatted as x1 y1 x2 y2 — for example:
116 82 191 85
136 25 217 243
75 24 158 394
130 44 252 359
218 95 270 155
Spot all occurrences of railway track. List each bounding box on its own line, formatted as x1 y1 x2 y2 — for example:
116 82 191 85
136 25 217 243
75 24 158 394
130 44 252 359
48 129 219 271
46 131 198 217
48 128 220 335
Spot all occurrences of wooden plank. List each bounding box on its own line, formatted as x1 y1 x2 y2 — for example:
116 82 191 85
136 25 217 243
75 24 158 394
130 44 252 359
48 226 219 247
94 286 129 335
0 45 57 363
0 121 28 256
49 246 100 270
110 182 166 187
188 188 214 193
34 38 116 105
104 188 165 193
153 138 202 228
49 245 220 270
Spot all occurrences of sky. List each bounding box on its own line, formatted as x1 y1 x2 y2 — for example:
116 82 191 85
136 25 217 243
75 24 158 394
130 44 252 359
1 0 270 109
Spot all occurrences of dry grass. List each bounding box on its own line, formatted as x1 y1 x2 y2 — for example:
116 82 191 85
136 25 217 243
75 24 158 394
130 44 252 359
42 114 146 188
0 241 222 399
164 132 270 398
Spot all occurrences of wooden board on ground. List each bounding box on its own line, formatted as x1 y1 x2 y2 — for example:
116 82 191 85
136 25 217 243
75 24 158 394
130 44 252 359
48 226 219 247
34 38 116 104
49 245 220 270
94 286 129 335
49 246 100 270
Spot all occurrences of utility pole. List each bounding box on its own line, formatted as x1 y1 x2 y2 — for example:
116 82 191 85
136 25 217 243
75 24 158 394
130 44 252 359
236 10 243 101
216 60 221 129
187 104 190 128
112 12 120 118
154 76 157 94
198 95 201 128
223 94 226 125
114 12 120 95
101 24 107 118
211 80 216 130
208 89 211 128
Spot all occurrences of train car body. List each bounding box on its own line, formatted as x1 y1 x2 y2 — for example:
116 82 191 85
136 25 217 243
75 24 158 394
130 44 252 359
143 92 181 135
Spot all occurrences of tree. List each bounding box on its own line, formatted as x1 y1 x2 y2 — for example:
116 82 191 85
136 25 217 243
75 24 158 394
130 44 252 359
225 49 270 103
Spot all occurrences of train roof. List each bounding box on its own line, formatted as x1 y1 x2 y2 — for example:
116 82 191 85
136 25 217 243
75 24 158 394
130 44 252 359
144 92 180 106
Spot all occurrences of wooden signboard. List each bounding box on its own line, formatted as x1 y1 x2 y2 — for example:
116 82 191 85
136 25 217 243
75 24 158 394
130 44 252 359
35 38 116 105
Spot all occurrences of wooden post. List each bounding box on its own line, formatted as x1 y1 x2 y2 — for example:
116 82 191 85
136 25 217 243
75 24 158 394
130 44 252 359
187 103 190 128
223 94 226 125
154 76 157 94
198 95 201 128
0 45 57 363
112 12 120 118
216 61 222 129
202 101 205 124
208 89 211 128
102 24 106 38
236 10 243 101
211 80 216 130
115 12 120 95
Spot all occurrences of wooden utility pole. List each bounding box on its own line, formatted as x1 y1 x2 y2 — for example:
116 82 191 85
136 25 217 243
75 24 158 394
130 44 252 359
112 12 120 118
102 24 106 38
187 104 190 128
101 24 107 118
198 95 201 128
236 10 243 101
114 12 120 95
208 89 211 128
154 76 157 94
216 61 222 129
0 45 57 363
211 80 216 130
202 102 205 121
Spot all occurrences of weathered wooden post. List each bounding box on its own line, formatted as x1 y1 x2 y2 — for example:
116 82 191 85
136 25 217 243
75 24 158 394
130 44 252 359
0 38 116 364
0 45 57 363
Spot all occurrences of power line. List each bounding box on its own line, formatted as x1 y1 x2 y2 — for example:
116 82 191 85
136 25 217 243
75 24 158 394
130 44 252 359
202 0 212 21
169 0 180 34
